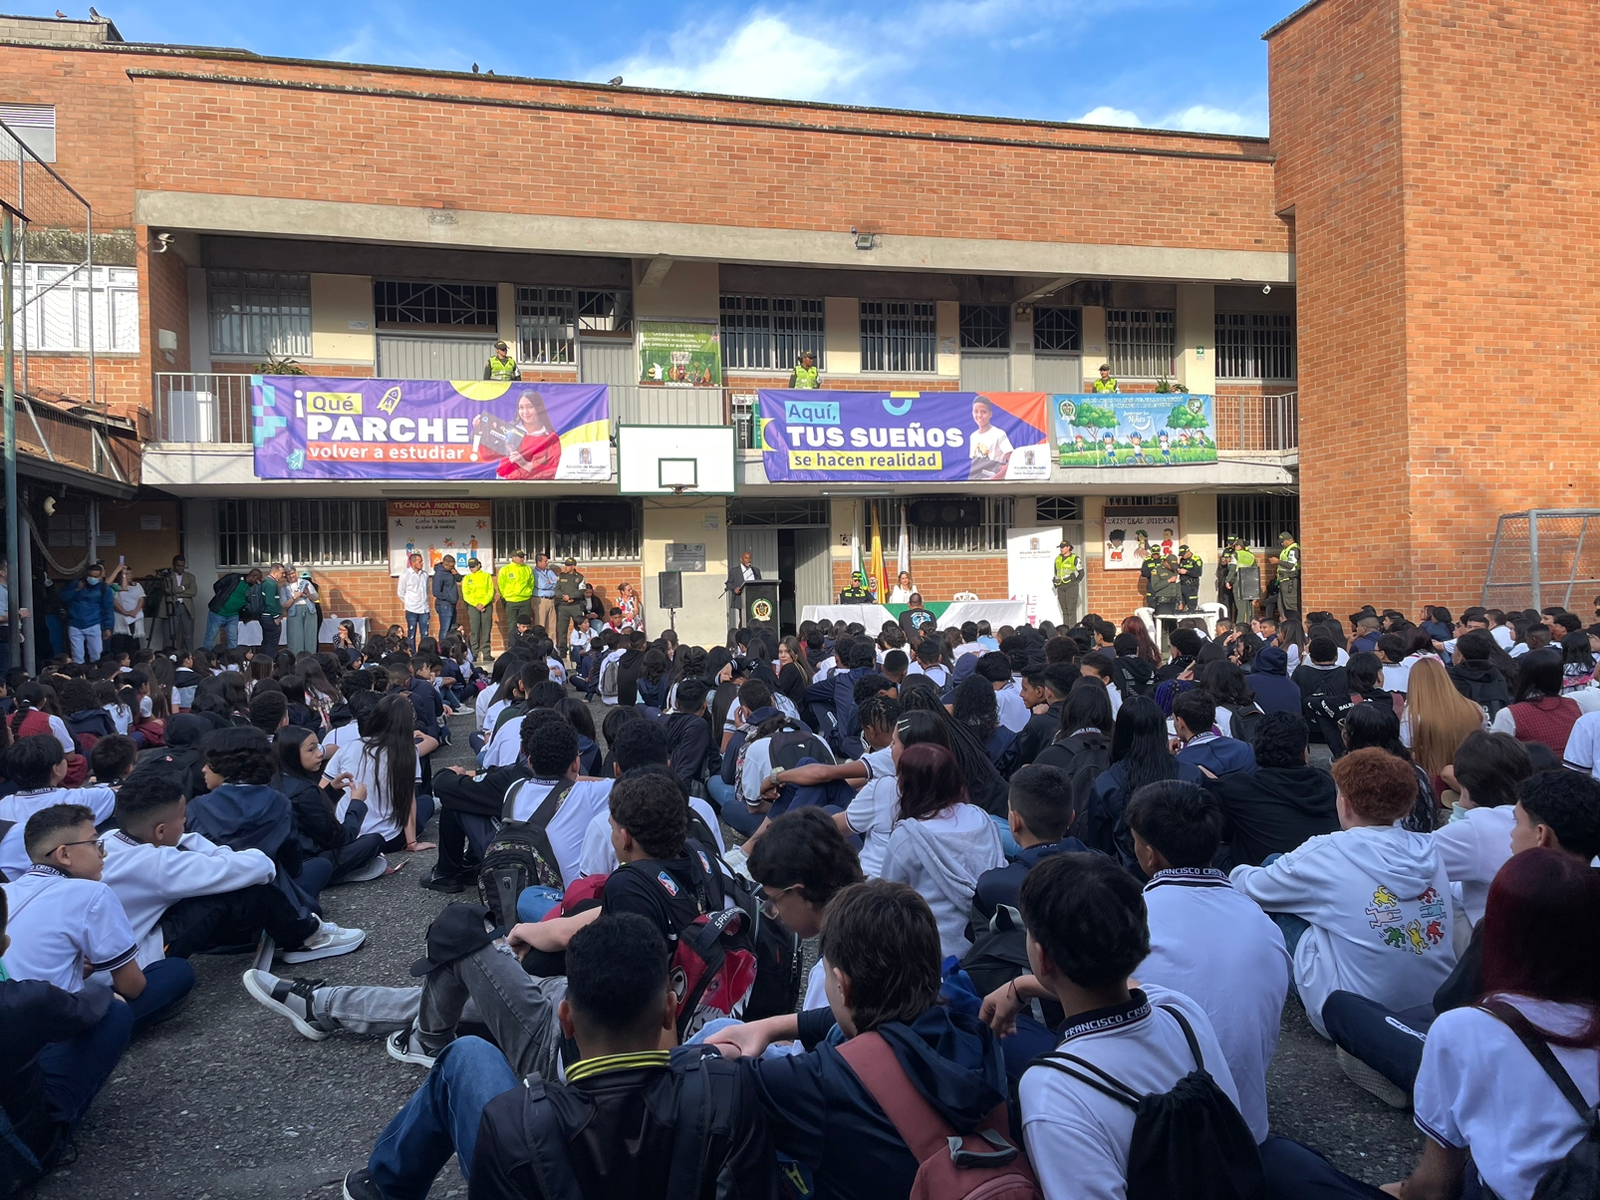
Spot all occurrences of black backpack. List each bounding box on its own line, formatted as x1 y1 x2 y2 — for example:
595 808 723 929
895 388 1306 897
961 904 1065 1031
477 777 578 927
737 872 804 1022
1224 703 1264 747
1029 1005 1268 1200
768 727 835 771
1481 1000 1600 1200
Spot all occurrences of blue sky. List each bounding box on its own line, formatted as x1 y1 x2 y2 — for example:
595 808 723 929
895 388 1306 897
79 0 1291 136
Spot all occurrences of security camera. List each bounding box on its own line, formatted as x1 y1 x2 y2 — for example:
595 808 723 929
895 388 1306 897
1261 284 1272 295
153 232 173 254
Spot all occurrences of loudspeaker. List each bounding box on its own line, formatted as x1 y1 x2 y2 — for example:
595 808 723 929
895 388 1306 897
555 501 634 532
909 499 980 528
658 570 683 609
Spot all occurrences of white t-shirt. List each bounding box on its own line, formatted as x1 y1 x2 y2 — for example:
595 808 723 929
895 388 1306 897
1562 710 1600 778
970 426 1014 462
104 702 132 735
1413 996 1600 1200
483 713 529 769
576 795 727 877
841 746 899 877
0 865 138 992
324 739 422 842
905 662 950 688
321 720 362 757
0 785 117 882
996 682 1031 734
1491 625 1516 650
1431 804 1516 927
1020 985 1242 1200
501 777 617 884
475 687 502 733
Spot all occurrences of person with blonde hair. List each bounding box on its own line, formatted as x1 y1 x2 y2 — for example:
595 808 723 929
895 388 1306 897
1402 657 1487 791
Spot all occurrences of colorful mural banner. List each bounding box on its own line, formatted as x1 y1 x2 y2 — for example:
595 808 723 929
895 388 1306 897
387 500 492 576
756 390 1051 483
251 377 612 481
1050 393 1218 467
1102 505 1182 571
638 320 722 386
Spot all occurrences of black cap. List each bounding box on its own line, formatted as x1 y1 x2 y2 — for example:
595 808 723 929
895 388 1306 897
409 903 502 977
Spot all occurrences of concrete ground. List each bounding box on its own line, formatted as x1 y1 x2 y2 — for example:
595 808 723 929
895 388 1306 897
40 711 1424 1199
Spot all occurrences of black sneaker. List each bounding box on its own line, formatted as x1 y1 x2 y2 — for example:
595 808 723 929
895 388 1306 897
242 970 329 1041
419 870 469 894
342 1168 383 1200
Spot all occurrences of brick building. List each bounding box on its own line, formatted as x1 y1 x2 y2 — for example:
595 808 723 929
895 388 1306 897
0 1 1580 651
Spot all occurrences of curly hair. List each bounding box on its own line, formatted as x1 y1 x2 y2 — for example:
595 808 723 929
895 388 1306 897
608 770 687 859
1329 747 1417 823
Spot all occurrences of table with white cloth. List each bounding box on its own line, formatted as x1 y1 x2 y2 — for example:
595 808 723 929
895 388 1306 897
801 600 1031 629
319 616 369 644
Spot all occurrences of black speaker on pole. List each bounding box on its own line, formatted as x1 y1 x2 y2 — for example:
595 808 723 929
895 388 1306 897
658 570 683 609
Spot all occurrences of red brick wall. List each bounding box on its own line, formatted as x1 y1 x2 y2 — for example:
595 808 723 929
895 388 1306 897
829 556 1008 610
727 374 962 393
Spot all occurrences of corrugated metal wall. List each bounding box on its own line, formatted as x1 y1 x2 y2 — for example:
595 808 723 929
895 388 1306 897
376 334 498 381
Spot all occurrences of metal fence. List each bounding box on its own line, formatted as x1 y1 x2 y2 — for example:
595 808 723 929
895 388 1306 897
1215 392 1298 453
1483 509 1600 612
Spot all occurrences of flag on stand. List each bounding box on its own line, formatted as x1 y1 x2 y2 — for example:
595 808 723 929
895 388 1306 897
896 503 910 583
869 506 887 600
850 504 863 585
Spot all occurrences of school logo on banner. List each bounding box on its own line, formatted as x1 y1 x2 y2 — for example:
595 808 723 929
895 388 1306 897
1051 393 1217 467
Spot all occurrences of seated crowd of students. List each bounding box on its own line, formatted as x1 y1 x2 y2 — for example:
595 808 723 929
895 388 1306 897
2 599 1599 1200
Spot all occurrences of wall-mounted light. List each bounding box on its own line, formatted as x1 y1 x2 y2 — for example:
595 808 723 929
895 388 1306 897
850 227 877 251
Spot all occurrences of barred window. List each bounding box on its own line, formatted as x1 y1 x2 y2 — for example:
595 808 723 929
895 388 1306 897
727 498 829 526
374 280 497 330
1215 313 1296 380
217 500 386 568
516 286 575 364
577 290 631 335
860 301 936 373
1216 494 1299 552
12 263 139 353
720 295 825 371
1035 496 1083 522
872 496 1014 553
1033 307 1082 353
1106 309 1176 378
959 304 1010 350
493 498 642 563
208 270 312 358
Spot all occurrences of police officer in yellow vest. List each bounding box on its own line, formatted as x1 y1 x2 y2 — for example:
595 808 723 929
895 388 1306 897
1052 540 1083 626
1268 532 1301 620
789 351 820 389
484 340 518 381
1176 544 1204 613
1219 538 1260 621
1091 364 1119 393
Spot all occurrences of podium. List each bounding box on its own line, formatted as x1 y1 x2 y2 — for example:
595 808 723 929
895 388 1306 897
744 581 781 633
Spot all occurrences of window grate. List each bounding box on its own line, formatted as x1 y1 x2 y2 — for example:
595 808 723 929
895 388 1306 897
1106 309 1176 378
1216 494 1299 552
1032 307 1083 353
374 280 498 330
1215 313 1296 381
516 286 575 365
11 263 139 353
727 498 830 526
577 290 631 335
870 496 1013 553
719 295 825 371
1035 496 1084 522
207 270 312 358
492 499 642 563
959 304 1010 350
217 500 386 568
860 300 936 373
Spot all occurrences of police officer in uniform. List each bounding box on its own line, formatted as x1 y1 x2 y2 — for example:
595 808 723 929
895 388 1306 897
1052 540 1083 626
1149 554 1182 616
1268 531 1301 620
1219 537 1261 621
1091 364 1119 393
838 571 872 603
1175 543 1204 613
553 556 587 655
789 351 820 389
484 339 518 381
1139 546 1163 610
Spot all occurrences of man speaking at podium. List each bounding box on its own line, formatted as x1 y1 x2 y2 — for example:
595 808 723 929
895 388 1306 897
727 550 760 629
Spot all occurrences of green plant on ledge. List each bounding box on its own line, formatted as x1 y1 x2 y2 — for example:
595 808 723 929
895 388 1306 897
1153 376 1189 394
252 354 308 375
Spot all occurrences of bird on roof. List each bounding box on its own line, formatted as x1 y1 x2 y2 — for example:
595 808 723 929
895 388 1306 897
609 76 624 86
471 63 479 73
56 9 67 17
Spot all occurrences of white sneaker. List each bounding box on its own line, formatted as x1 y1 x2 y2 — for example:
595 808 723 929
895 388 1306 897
242 969 329 1041
281 921 366 964
385 1027 438 1069
335 854 388 885
722 845 754 881
1336 1047 1410 1109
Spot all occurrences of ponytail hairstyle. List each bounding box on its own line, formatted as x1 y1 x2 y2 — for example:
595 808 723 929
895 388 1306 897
362 692 417 832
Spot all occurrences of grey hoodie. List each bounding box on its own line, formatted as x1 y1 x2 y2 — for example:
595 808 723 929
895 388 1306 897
880 807 1006 959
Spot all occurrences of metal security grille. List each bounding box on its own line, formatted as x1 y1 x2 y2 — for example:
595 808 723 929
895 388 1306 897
860 300 936 373
516 286 575 364
492 499 642 563
577 289 631 335
1035 496 1084 522
1107 309 1176 378
1033 307 1083 353
1216 312 1297 380
217 500 387 568
719 295 825 370
871 496 1014 553
727 498 830 526
207 270 312 358
374 280 498 329
1483 510 1600 611
1216 494 1299 552
959 304 1010 350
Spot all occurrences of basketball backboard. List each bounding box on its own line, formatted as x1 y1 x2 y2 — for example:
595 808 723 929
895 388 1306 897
618 424 737 495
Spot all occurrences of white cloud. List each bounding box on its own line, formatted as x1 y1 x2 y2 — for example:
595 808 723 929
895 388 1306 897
1076 105 1144 127
1074 102 1267 137
599 12 891 102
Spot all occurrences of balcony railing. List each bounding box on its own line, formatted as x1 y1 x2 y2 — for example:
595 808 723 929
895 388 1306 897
0 392 141 484
1216 391 1298 453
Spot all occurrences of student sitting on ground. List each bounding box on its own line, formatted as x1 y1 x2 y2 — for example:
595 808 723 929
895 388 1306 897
0 735 117 882
1171 689 1258 778
1431 730 1532 927
322 692 437 854
339 912 777 1200
1383 848 1600 1200
1230 748 1456 1039
3 804 195 1034
271 725 387 888
88 733 138 791
970 762 1089 928
707 879 1017 1200
1206 709 1338 869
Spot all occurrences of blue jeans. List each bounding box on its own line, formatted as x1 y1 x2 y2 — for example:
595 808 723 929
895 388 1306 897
1257 1135 1393 1198
203 609 239 649
706 776 736 811
436 602 457 641
406 610 429 650
366 1036 519 1200
514 885 565 923
37 995 134 1130
68 624 104 663
127 958 197 1033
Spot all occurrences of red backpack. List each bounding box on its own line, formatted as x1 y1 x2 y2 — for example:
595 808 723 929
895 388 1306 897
838 1032 1041 1200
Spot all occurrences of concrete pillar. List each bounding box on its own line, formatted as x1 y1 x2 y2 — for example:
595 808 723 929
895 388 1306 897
1176 284 1216 393
497 282 517 354
182 498 219 587
1081 308 1108 387
187 267 211 374
633 259 719 321
641 498 727 647
824 297 859 374
936 301 959 377
309 275 375 365
1010 305 1034 390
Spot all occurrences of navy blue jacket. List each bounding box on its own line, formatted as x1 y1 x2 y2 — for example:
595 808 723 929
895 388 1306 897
1246 646 1304 715
0 979 113 1162
1175 734 1258 778
972 837 1094 925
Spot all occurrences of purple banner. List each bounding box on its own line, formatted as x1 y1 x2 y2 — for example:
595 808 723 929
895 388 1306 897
252 377 612 481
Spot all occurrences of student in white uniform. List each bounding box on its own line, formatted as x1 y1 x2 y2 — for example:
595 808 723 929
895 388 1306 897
0 736 117 883
1431 731 1531 927
322 693 438 853
904 638 950 688
1390 847 1600 1200
1124 780 1290 1145
976 653 1031 734
838 705 929 878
